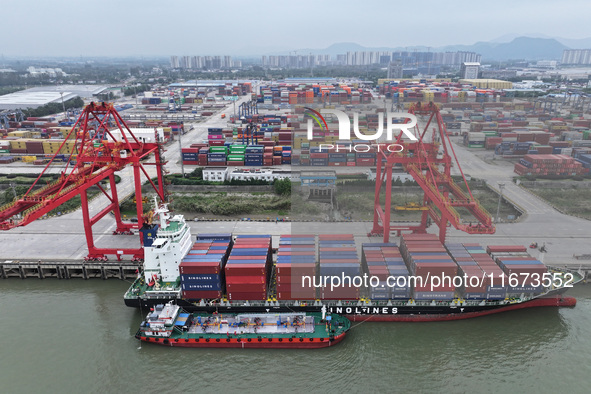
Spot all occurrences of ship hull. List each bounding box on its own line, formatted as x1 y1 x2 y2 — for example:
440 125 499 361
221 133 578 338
126 295 576 321
343 296 576 322
136 332 346 349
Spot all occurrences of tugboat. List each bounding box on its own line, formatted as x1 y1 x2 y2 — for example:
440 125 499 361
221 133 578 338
135 303 351 348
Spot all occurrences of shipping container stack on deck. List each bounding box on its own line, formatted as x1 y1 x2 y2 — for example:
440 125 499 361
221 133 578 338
275 235 317 300
225 235 272 300
487 245 548 296
445 243 507 300
361 243 411 300
179 234 233 300
318 234 360 300
399 234 457 300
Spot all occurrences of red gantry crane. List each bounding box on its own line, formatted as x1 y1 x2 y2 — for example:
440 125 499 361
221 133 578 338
370 101 495 243
0 102 168 261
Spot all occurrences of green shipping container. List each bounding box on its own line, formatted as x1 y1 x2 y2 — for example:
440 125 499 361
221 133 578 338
209 146 228 154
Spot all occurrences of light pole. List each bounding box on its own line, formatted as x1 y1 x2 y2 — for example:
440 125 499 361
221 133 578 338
178 121 185 178
59 92 67 121
496 182 505 223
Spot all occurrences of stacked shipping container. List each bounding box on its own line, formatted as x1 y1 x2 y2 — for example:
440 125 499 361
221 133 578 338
318 234 359 299
225 235 272 300
446 243 507 299
179 234 232 300
488 246 548 296
514 154 588 177
361 243 411 299
399 234 457 300
276 234 317 300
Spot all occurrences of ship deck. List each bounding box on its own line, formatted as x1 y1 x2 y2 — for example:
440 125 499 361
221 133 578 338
187 313 317 336
150 312 350 340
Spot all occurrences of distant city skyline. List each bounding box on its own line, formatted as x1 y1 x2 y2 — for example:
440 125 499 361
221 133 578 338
1 0 590 57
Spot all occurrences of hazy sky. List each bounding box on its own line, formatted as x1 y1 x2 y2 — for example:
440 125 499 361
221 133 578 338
2 0 590 57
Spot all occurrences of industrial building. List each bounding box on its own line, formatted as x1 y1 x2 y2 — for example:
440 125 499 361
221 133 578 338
561 49 591 65
461 62 481 79
228 168 291 182
106 128 165 144
203 167 229 182
459 79 513 89
0 85 107 110
202 167 292 182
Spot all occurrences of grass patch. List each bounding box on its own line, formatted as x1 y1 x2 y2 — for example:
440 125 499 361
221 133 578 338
526 188 591 219
129 192 292 218
291 191 323 218
337 191 423 221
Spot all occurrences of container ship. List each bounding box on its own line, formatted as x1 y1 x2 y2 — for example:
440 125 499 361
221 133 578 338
124 205 582 322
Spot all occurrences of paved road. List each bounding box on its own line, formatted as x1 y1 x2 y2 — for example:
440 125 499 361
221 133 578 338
447 138 591 264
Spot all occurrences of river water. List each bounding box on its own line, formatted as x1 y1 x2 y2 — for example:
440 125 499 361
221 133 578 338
1 280 590 393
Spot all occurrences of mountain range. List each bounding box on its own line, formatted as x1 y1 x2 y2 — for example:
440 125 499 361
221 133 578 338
275 35 591 61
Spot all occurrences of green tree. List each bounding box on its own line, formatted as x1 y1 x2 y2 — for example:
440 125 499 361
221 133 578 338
273 178 291 196
23 97 84 118
2 185 27 205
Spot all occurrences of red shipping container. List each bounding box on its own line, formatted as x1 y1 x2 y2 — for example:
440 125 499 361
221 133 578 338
276 272 317 284
318 234 354 240
226 283 266 292
486 245 528 253
227 291 267 300
276 263 316 276
224 265 266 276
179 262 221 275
276 290 317 300
225 275 265 284
232 244 270 248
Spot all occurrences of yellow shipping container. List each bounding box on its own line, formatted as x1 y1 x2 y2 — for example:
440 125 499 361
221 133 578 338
8 130 32 138
10 140 27 149
22 156 37 162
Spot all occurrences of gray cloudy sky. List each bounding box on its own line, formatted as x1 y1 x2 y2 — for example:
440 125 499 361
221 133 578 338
2 0 590 57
